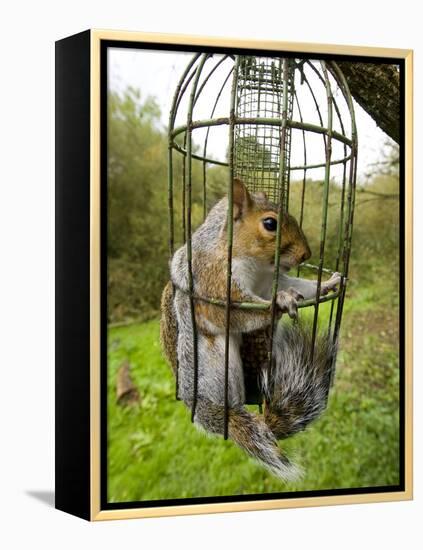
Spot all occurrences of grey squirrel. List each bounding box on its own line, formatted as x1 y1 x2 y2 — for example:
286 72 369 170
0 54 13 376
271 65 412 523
160 179 340 481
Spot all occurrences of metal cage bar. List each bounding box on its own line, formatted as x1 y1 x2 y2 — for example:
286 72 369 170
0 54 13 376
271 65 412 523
329 62 358 349
167 57 202 399
310 62 334 361
202 65 234 217
303 60 353 338
294 89 307 278
171 118 353 146
223 56 240 439
184 54 210 421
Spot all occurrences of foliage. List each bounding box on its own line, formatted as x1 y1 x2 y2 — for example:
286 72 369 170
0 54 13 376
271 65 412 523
364 139 399 180
108 89 208 322
108 88 168 321
287 174 399 287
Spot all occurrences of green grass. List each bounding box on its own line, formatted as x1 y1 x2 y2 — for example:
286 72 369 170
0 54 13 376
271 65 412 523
107 278 400 503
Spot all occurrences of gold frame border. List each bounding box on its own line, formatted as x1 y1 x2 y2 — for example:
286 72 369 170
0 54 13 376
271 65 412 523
89 29 413 521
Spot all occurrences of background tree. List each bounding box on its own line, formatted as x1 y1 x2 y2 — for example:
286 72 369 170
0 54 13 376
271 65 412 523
108 88 205 322
337 62 400 144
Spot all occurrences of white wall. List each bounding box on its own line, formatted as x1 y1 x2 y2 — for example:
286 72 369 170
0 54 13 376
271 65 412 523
0 1 420 548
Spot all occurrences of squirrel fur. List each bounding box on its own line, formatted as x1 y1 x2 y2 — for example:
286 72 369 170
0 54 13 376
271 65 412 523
160 179 340 481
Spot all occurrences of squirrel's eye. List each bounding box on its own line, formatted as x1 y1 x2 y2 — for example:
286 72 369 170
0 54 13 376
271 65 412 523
262 217 277 232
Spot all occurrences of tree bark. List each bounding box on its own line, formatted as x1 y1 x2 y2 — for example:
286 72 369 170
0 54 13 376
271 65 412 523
337 62 400 144
116 360 140 406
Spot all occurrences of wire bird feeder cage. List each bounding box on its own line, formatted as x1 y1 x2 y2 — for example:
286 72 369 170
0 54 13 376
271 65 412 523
166 53 357 438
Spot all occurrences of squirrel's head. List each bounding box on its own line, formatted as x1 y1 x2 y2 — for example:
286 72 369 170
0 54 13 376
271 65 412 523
227 179 311 271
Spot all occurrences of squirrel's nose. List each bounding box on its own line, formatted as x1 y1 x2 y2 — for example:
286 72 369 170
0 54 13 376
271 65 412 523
301 248 311 263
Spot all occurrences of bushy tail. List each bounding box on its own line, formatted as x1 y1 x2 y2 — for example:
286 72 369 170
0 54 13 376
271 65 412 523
192 397 301 481
262 322 337 440
161 282 336 481
159 282 298 480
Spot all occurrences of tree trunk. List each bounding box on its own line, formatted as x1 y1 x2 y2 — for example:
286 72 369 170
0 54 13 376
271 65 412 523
337 62 400 144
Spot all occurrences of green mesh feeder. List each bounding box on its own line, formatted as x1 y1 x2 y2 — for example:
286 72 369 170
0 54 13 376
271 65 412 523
167 53 358 438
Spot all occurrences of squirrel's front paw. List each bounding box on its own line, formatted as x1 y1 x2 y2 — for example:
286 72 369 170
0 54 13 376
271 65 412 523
276 288 303 319
320 272 342 295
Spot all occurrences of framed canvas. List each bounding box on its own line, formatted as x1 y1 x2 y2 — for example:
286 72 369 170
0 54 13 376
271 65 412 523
55 29 413 521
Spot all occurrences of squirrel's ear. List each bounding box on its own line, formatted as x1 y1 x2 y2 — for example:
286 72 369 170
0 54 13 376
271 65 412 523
232 178 252 220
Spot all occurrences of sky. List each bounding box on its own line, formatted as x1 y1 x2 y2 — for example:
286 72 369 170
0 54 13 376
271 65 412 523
108 47 395 183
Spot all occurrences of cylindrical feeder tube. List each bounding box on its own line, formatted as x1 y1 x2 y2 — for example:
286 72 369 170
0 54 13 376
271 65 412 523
267 58 291 373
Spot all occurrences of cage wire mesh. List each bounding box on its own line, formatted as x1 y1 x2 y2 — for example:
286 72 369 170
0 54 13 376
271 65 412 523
234 57 295 206
167 53 358 438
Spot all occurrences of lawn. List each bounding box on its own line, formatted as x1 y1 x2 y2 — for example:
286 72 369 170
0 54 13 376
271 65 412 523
107 276 400 503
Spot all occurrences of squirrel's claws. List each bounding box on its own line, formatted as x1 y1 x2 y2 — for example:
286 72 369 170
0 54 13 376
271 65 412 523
276 289 300 319
287 287 304 301
321 272 342 295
